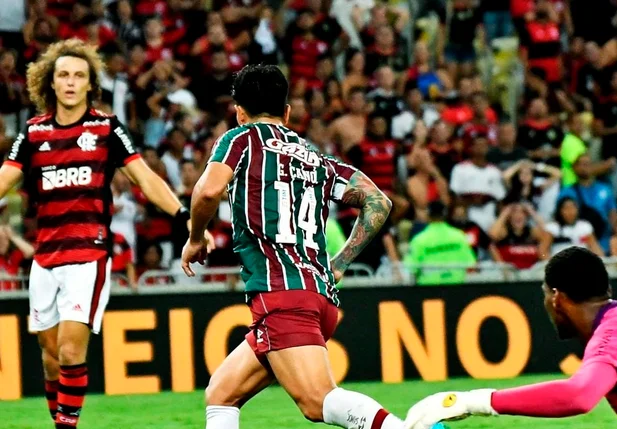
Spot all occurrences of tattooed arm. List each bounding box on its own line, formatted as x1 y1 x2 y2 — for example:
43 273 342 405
331 171 392 281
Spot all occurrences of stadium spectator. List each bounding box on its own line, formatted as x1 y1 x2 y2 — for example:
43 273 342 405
161 128 193 190
111 232 138 291
479 0 512 44
518 98 563 166
545 197 604 257
594 70 617 166
489 203 550 269
341 49 368 100
364 23 407 76
561 113 615 186
559 154 617 254
450 136 506 231
287 96 311 136
328 86 367 154
407 145 450 227
23 0 59 47
366 66 404 124
426 120 458 180
99 49 135 127
111 172 139 259
487 122 527 171
137 241 173 285
502 159 561 208
0 225 34 290
110 0 143 48
448 200 500 261
0 49 27 139
404 201 476 286
444 0 481 81
456 91 498 150
401 41 451 100
391 85 440 144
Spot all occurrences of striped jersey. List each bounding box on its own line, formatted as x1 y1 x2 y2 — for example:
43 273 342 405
3 108 141 268
209 122 357 305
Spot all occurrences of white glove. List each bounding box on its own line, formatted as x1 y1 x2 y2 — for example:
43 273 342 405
404 389 498 429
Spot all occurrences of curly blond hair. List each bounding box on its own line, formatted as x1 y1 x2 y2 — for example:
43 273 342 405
26 39 105 113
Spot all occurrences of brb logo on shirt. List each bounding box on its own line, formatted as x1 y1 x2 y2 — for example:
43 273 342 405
41 166 92 190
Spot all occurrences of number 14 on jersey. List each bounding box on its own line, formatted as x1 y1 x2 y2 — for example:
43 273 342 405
274 181 319 250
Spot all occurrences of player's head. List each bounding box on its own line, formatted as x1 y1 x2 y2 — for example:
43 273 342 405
231 64 290 125
543 247 612 339
27 38 104 113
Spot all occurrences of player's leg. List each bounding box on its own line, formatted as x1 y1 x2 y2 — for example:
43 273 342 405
205 339 275 429
54 257 111 429
29 260 61 422
260 290 404 428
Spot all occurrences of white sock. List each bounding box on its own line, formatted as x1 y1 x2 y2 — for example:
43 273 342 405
206 405 240 429
322 388 404 429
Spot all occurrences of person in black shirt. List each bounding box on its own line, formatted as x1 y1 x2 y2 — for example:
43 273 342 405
487 122 527 170
518 97 563 167
444 0 481 80
193 47 234 116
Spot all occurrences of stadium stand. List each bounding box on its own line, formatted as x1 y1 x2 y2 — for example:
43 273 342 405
1 0 617 289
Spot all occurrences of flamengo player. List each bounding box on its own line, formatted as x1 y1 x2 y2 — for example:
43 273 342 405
0 40 203 429
181 65 407 429
405 246 617 429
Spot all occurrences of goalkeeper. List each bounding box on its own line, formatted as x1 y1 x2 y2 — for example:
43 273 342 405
405 246 617 429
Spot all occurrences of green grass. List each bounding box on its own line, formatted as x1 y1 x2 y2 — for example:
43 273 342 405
0 375 614 428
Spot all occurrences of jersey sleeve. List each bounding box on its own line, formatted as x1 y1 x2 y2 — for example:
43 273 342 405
208 127 251 174
3 130 31 171
109 117 141 167
582 308 617 368
325 156 358 203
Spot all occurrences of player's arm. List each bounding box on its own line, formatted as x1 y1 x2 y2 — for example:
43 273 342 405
121 158 184 217
0 164 23 200
404 361 617 429
330 171 392 278
188 162 232 244
0 131 30 199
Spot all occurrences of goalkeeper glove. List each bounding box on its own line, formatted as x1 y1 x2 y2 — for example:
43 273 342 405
404 389 498 429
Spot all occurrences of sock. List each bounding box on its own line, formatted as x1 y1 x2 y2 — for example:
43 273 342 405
206 405 240 429
323 388 404 429
45 379 59 421
56 363 88 429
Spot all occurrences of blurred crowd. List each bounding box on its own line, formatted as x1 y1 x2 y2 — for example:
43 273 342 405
1 0 617 289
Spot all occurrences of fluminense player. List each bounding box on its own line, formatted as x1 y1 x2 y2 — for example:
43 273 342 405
404 246 616 429
181 64 409 429
0 39 212 429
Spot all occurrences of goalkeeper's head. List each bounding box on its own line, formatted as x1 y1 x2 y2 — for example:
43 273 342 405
543 246 612 340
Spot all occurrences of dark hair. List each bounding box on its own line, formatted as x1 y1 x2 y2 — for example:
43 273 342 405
347 86 365 99
231 64 288 118
545 247 610 302
554 197 578 226
428 201 447 220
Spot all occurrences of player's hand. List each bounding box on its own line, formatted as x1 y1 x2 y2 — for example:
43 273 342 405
404 390 497 429
181 239 209 277
333 267 344 283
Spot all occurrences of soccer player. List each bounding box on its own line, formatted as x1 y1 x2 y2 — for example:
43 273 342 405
182 64 406 429
404 246 617 429
0 39 209 429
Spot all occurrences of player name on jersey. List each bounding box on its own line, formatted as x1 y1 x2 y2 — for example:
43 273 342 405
210 122 357 306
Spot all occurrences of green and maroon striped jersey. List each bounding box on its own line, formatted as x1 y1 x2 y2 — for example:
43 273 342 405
208 122 357 305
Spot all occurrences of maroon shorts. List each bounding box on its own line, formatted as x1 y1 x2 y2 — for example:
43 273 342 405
245 290 339 364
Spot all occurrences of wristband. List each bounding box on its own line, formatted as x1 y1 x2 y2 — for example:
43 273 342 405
174 206 190 224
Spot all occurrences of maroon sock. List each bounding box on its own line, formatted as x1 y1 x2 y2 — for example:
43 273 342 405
44 380 59 421
371 409 389 429
55 363 88 429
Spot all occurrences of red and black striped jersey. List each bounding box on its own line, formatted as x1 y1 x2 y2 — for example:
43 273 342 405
3 108 141 268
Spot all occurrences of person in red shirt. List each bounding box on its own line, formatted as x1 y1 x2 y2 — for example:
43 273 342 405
456 91 498 151
286 96 311 136
0 225 35 291
143 18 174 65
346 113 409 222
520 0 563 85
110 232 137 291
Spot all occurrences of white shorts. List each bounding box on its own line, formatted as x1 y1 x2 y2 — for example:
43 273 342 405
29 257 112 334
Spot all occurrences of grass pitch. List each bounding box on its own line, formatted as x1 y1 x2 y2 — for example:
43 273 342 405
0 375 613 428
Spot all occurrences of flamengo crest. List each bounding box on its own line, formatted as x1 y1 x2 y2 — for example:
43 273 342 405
77 131 97 151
